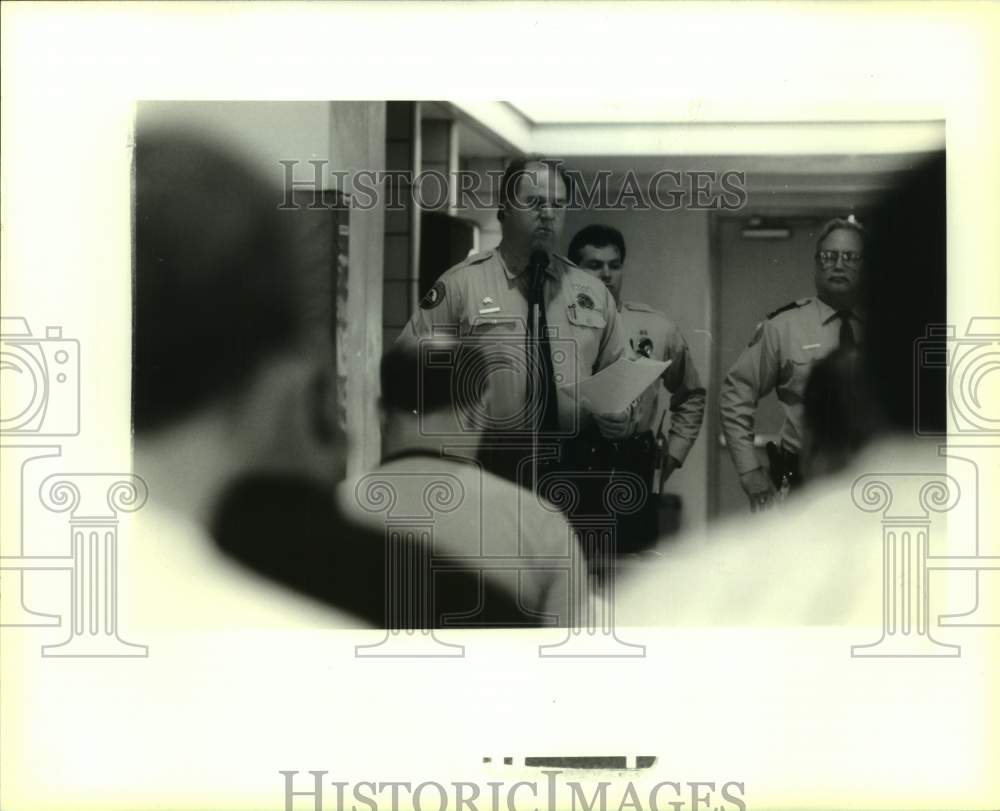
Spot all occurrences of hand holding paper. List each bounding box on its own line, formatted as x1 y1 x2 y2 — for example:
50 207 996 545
588 405 633 439
561 356 671 415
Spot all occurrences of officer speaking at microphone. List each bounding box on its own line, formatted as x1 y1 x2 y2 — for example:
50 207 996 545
568 224 707 547
397 158 635 490
720 216 866 511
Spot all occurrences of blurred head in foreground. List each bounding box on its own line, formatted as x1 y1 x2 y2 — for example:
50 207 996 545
133 131 340 523
861 152 947 437
378 339 488 458
801 346 870 480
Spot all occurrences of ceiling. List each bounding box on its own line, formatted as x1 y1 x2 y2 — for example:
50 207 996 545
428 101 944 206
450 101 942 157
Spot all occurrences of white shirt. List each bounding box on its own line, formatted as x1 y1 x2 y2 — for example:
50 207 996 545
615 438 954 627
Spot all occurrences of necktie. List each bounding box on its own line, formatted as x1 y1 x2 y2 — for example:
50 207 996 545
837 310 856 348
525 251 559 434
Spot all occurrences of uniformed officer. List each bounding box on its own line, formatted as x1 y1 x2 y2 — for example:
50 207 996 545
566 224 706 548
397 158 635 488
568 224 707 485
720 216 866 511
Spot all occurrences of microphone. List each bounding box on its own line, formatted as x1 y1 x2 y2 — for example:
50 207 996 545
528 249 550 298
528 249 550 273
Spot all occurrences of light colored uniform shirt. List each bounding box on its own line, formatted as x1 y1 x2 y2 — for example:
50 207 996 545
720 295 864 475
621 300 706 465
397 248 627 435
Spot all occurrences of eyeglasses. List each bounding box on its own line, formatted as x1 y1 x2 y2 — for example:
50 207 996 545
816 249 863 269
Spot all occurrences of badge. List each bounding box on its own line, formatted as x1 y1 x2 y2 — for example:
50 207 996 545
638 337 654 358
420 281 446 310
576 292 595 310
478 295 500 315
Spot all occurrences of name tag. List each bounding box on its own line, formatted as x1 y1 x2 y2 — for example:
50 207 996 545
802 343 822 350
478 306 501 314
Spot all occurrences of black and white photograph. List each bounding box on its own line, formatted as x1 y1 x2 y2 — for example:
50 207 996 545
2 4 998 811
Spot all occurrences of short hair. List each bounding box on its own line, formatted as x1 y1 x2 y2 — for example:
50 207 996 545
496 157 572 222
567 224 627 266
814 216 867 256
134 131 299 433
380 340 487 417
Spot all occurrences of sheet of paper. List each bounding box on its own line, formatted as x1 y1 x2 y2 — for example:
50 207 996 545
559 356 671 414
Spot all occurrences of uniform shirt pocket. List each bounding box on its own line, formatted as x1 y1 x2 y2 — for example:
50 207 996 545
787 359 813 402
563 303 608 377
466 317 525 337
784 344 825 403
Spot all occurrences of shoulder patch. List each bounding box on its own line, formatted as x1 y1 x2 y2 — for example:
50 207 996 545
419 280 446 310
636 336 655 358
623 300 653 313
766 298 810 321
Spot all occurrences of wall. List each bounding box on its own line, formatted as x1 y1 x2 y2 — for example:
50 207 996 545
383 109 465 347
136 101 333 191
562 207 713 533
329 101 386 474
383 101 416 349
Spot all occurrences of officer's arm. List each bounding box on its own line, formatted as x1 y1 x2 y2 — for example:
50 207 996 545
660 324 707 467
719 320 780 476
395 275 462 348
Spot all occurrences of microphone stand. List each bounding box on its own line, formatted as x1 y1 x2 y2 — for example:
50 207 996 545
528 250 549 492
